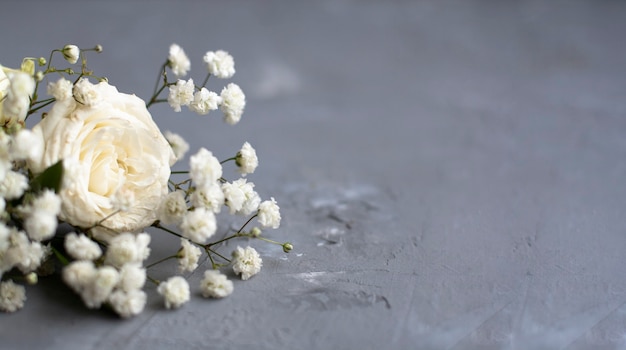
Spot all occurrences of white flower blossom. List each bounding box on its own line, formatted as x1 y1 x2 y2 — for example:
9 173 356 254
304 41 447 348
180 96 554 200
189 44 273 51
190 182 224 214
47 78 74 101
168 44 190 77
0 280 26 312
203 50 235 79
62 260 97 293
200 270 233 298
104 232 151 268
64 232 102 260
157 190 187 225
167 78 195 112
189 148 222 187
221 178 260 215
23 212 57 242
258 197 281 229
231 246 262 280
180 208 216 243
164 131 190 162
108 289 147 318
110 185 135 212
236 142 258 175
81 266 119 309
0 171 28 200
29 189 62 216
117 263 146 292
219 83 245 125
189 87 221 115
10 129 44 163
72 78 101 106
62 44 80 64
157 276 190 309
1 71 35 127
1 230 46 274
178 238 201 273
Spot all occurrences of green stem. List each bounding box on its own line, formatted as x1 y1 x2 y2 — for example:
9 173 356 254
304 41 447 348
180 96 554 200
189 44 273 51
220 157 236 165
171 171 190 174
51 246 69 266
147 275 161 286
146 255 177 269
28 99 55 115
207 247 230 263
200 72 211 88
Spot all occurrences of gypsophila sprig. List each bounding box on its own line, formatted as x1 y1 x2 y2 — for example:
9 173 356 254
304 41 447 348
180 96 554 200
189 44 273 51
0 42 291 318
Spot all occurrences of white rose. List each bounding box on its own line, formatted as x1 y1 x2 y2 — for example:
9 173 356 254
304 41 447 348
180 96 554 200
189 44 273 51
29 80 175 241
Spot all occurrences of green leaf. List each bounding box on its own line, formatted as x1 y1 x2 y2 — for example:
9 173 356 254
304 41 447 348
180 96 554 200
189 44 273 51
30 160 64 194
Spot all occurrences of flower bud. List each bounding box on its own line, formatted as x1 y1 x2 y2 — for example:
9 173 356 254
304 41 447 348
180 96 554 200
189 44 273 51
35 71 44 82
25 272 38 285
38 57 46 66
21 58 35 75
62 45 80 64
250 227 262 237
95 44 103 53
282 242 293 253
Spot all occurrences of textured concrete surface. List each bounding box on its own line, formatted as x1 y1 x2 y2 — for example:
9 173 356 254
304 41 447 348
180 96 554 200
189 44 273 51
2 1 626 349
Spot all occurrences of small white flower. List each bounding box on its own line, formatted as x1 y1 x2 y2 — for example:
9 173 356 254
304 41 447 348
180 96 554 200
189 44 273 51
81 266 119 309
168 44 190 77
47 78 74 101
180 207 216 243
62 260 97 293
108 289 147 318
1 71 35 127
222 178 258 215
0 171 28 200
62 44 80 64
220 83 245 125
29 189 62 216
73 78 101 106
178 238 201 273
157 276 190 309
10 129 44 163
23 212 57 242
203 50 235 79
1 230 46 275
190 182 224 214
0 280 26 312
64 232 102 260
110 185 135 212
189 87 221 115
231 246 262 280
258 197 281 229
167 78 195 112
236 142 258 175
200 270 233 298
104 232 151 268
164 131 190 162
189 148 222 187
157 190 187 226
117 263 146 292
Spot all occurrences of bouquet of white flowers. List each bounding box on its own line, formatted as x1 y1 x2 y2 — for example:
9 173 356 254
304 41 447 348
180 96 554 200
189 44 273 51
0 44 290 317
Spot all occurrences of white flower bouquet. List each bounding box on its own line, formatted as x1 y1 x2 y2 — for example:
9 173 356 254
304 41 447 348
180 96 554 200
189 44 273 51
0 44 289 317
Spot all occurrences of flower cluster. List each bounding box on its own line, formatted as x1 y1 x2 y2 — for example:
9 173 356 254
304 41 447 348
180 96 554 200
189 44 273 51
0 43 290 317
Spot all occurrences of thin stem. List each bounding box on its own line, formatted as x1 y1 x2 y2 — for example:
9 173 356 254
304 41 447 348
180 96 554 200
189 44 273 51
146 255 177 269
153 223 185 240
207 250 217 269
220 157 237 165
200 72 211 88
51 246 69 266
171 171 190 175
28 99 55 115
147 275 161 286
207 247 230 263
255 236 283 246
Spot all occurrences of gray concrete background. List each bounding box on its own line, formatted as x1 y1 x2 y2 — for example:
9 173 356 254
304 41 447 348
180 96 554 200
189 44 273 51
1 1 626 349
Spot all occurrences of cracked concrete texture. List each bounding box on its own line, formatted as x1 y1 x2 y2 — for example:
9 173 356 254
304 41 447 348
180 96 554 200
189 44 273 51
1 1 626 349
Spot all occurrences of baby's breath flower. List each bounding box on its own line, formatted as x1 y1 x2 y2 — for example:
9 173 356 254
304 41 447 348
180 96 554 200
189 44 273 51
62 260 97 294
62 44 80 64
219 83 245 125
222 178 259 215
231 246 262 280
200 270 233 298
190 182 224 214
189 148 222 187
10 129 44 163
1 230 46 274
168 44 190 77
2 71 35 127
108 289 146 318
110 185 135 212
258 197 281 229
30 189 61 216
167 78 194 112
47 78 74 101
203 50 235 79
0 280 26 312
180 208 216 243
117 263 146 292
157 190 187 226
178 238 201 273
0 171 28 200
189 87 221 115
73 78 100 106
81 266 119 309
23 212 57 242
235 142 258 175
164 131 190 161
104 232 151 268
64 233 101 260
157 276 190 309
